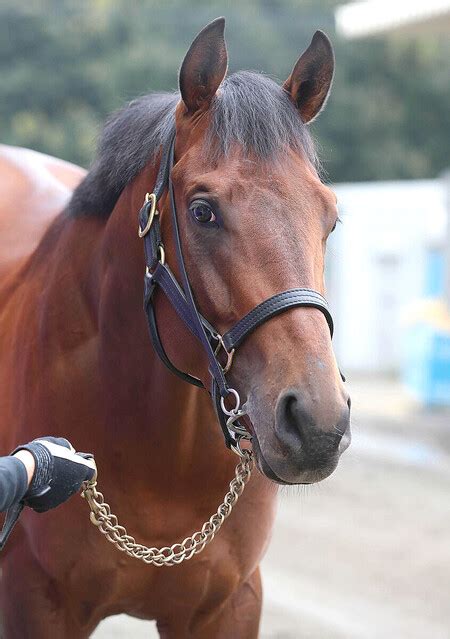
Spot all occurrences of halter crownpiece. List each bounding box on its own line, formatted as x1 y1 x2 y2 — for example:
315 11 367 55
138 125 336 453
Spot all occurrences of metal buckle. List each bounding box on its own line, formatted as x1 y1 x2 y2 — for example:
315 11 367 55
214 336 235 374
138 193 158 238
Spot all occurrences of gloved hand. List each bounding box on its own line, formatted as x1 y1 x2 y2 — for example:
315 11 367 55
12 437 96 512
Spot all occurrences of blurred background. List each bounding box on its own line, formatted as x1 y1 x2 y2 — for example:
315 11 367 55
1 1 449 637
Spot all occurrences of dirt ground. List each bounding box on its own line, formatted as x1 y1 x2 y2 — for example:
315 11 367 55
93 376 450 638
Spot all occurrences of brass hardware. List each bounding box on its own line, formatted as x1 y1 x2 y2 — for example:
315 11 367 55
138 193 158 238
157 244 165 265
144 245 165 279
214 337 235 374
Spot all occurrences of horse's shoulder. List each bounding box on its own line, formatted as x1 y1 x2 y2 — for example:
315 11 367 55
0 145 86 276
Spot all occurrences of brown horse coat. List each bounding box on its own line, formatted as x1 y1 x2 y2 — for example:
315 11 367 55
0 145 85 275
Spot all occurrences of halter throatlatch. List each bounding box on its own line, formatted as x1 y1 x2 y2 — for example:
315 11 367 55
138 126 335 453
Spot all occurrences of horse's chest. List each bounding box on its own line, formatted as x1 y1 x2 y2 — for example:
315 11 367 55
32 478 276 623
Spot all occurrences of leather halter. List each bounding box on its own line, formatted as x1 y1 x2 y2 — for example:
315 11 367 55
139 127 336 450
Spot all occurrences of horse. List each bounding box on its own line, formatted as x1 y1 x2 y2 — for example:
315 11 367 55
0 145 85 277
0 18 350 638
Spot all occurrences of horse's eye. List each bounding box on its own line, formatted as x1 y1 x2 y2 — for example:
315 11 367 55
330 216 341 234
189 200 216 225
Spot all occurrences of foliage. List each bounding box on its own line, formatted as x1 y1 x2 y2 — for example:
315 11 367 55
1 0 449 181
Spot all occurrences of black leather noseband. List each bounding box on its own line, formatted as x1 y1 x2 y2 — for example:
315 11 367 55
139 127 338 450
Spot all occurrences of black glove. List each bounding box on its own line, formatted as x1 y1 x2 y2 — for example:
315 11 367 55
12 437 96 513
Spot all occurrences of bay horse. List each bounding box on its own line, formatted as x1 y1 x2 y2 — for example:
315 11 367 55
0 18 350 638
0 145 85 277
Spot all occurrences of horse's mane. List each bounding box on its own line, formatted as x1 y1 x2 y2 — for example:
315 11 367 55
68 71 318 218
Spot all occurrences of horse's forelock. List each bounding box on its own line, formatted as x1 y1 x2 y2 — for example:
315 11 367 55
208 71 318 165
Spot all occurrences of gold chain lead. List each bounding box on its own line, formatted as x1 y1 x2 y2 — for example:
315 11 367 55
81 449 253 567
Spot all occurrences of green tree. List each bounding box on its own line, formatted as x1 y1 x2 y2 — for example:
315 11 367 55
1 0 449 181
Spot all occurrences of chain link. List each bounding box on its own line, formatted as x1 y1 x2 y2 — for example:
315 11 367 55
81 448 253 567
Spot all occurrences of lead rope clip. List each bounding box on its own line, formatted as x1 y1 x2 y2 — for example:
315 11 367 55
220 389 252 457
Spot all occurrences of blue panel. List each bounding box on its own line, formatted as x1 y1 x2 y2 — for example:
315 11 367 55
424 249 445 298
402 324 450 406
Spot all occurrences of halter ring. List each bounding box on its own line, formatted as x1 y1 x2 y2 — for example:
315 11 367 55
157 244 165 265
220 388 241 416
144 245 165 279
214 336 235 374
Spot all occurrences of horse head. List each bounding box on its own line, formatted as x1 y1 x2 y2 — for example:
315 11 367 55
150 18 351 485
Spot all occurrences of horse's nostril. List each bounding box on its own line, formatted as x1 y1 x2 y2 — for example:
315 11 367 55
277 391 309 441
276 388 350 454
347 396 352 410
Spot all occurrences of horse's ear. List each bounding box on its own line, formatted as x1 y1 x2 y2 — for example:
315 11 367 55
283 31 334 124
179 17 228 114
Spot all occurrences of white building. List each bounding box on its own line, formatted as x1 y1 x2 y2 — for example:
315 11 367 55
326 179 447 373
335 1 450 39
331 1 450 377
